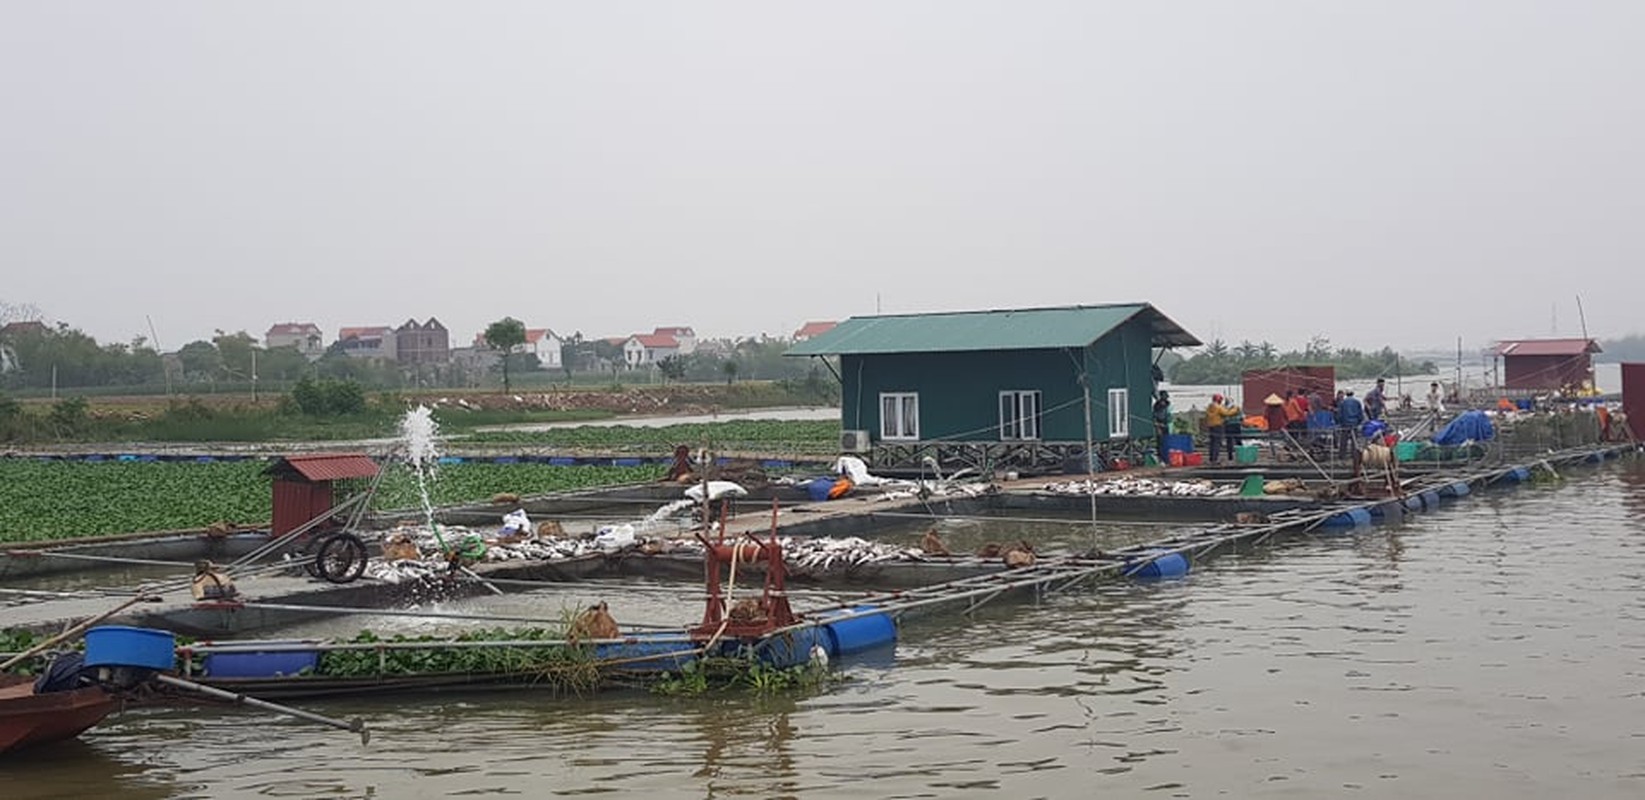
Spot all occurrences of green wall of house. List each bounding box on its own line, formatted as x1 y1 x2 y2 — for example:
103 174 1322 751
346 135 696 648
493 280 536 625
838 319 1159 443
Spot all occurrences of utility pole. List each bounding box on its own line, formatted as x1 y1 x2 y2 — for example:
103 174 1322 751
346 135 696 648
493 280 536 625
251 348 258 403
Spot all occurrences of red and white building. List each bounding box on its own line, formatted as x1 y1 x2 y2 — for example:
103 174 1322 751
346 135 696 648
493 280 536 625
265 322 325 358
793 320 838 341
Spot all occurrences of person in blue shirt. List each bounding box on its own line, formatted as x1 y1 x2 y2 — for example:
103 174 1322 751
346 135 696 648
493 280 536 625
1335 390 1365 459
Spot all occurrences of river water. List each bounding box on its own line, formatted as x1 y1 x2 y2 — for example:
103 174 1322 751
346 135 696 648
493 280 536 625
8 458 1645 799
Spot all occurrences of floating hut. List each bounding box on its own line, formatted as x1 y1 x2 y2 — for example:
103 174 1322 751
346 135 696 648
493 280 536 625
786 303 1200 472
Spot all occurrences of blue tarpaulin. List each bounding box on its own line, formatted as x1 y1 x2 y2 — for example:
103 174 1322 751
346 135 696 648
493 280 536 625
1432 410 1496 446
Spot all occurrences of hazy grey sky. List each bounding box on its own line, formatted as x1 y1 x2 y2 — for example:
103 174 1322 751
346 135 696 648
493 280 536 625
3 2 1641 353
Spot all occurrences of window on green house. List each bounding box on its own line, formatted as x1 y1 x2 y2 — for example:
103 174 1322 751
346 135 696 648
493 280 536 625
998 390 1041 440
880 392 920 440
1107 387 1129 438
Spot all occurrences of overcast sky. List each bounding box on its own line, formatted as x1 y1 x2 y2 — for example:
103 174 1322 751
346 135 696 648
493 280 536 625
2 2 1640 353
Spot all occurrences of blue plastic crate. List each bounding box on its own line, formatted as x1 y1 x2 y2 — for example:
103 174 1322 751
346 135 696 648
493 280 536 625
205 648 320 678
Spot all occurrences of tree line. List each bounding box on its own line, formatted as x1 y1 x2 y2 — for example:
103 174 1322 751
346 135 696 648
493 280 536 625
1166 336 1438 384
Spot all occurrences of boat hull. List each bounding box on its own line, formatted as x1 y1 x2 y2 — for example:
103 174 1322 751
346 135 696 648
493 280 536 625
0 675 119 755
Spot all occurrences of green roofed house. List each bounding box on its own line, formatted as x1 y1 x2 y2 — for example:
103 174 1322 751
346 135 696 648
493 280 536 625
786 303 1200 472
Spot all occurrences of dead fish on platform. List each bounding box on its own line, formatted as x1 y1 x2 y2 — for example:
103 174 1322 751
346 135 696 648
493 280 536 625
920 528 952 557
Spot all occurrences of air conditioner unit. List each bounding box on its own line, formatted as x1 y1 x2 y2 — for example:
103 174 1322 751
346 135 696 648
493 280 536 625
840 430 872 453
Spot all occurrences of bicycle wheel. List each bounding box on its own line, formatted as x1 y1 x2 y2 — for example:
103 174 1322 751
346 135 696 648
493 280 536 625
314 532 369 584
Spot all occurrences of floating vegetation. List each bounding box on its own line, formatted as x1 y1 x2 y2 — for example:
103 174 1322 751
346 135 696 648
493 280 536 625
650 656 835 697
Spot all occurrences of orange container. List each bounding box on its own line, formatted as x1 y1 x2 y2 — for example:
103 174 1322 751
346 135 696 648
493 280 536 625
1184 452 1204 466
1169 451 1186 467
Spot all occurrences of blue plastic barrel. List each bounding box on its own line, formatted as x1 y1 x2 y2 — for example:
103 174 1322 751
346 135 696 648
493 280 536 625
194 456 215 463
1420 490 1443 510
1128 550 1190 580
437 456 462 465
547 457 576 466
84 626 176 670
1508 467 1531 482
1402 495 1424 513
762 460 793 469
1322 507 1373 527
754 626 834 668
493 456 519 464
1445 482 1471 497
823 606 898 655
595 633 699 672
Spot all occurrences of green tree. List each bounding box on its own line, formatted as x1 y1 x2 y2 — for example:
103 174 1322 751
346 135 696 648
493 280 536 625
483 317 527 392
176 340 222 382
657 355 687 383
721 359 739 385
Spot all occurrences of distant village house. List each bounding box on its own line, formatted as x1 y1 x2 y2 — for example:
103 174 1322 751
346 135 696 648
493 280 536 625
265 322 325 358
336 326 397 360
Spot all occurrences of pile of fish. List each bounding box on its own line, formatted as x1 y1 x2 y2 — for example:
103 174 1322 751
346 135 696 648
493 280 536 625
1040 477 1239 498
658 534 943 574
357 523 627 585
868 481 996 503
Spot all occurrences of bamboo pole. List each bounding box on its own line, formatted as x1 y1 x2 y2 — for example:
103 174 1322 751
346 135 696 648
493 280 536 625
155 673 369 745
0 593 160 672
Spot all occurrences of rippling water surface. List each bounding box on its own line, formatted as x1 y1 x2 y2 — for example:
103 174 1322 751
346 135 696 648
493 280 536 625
10 460 1645 798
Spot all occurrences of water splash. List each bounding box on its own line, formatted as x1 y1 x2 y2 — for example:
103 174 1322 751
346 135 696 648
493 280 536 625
399 405 448 548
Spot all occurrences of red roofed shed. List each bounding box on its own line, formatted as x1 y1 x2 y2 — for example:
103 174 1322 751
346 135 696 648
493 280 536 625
264 454 380 536
1492 338 1600 392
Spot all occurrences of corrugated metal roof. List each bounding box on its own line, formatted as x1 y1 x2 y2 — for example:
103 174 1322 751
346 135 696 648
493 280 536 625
267 454 380 481
1492 338 1601 357
785 303 1200 356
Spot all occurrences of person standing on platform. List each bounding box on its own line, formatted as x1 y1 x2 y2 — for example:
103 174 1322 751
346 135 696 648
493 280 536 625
1364 378 1388 421
1205 393 1240 463
1336 390 1366 459
1427 382 1445 414
1152 391 1173 466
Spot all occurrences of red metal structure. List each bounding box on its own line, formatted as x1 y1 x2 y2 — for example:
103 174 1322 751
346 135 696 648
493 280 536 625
1240 366 1335 410
691 502 797 642
264 454 380 537
1624 363 1645 441
1492 339 1601 392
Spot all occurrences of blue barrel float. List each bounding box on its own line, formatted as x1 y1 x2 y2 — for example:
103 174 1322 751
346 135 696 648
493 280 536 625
754 626 833 668
1506 467 1532 483
595 633 700 673
84 626 176 671
1402 495 1425 513
1321 507 1373 528
822 606 898 655
1126 549 1190 580
1420 490 1443 510
1440 481 1471 498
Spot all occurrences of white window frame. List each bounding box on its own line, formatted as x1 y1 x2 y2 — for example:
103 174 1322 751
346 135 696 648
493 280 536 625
1107 387 1130 439
880 392 920 441
998 390 1042 441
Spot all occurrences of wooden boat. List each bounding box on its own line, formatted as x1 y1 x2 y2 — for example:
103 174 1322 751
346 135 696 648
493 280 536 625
0 674 119 755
